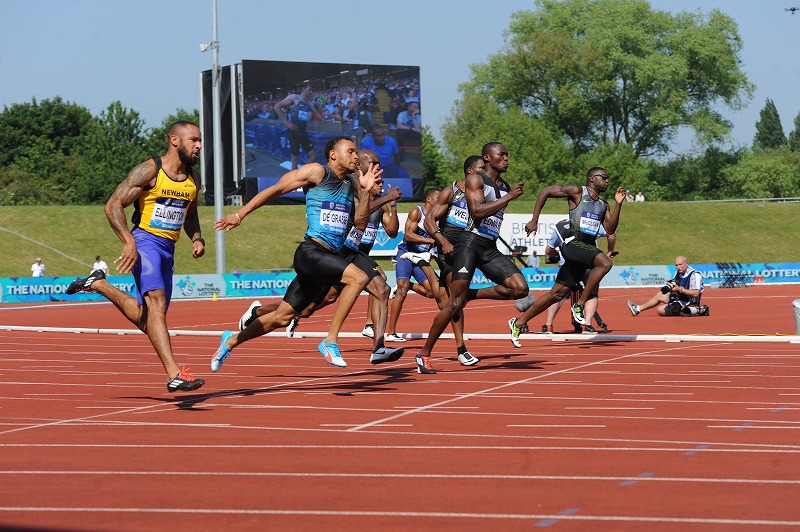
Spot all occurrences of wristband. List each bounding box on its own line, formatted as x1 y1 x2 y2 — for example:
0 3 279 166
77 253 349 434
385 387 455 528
432 230 441 236
193 237 206 246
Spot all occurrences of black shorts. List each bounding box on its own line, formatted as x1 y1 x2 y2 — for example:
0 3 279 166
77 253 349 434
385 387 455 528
433 250 453 280
290 129 314 156
555 241 602 289
330 247 381 291
451 232 521 283
284 239 350 312
344 248 380 281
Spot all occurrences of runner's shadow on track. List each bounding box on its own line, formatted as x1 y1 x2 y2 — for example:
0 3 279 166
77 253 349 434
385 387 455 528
126 391 244 410
454 355 551 371
124 366 420 409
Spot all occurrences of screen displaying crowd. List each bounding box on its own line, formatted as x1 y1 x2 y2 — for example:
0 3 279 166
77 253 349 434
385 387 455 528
241 60 423 200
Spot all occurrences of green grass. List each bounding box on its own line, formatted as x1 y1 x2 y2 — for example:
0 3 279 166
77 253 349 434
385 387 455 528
0 201 797 278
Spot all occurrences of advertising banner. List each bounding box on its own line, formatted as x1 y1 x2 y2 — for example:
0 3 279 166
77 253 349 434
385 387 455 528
369 213 565 257
3 263 798 304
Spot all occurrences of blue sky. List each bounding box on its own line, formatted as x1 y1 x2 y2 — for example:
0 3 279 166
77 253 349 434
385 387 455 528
1 0 798 155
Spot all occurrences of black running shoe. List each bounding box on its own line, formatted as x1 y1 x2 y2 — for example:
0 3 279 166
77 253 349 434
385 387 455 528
370 346 404 364
66 270 106 295
238 300 261 330
167 366 205 392
597 322 609 333
415 355 436 374
583 325 598 334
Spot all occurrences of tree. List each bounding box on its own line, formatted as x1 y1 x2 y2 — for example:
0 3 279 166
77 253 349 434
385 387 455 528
753 99 786 151
0 97 93 168
73 101 150 203
647 146 744 201
456 0 753 159
787 110 800 152
720 147 800 199
441 92 573 195
421 125 447 190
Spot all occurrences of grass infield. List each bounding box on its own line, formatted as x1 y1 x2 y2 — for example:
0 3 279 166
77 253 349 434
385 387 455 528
0 201 797 278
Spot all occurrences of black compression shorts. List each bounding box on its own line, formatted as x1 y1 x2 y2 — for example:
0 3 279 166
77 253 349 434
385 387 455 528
450 232 521 284
329 247 381 292
283 239 350 313
555 241 602 289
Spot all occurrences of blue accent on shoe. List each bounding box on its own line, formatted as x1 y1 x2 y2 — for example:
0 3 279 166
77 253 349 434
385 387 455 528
211 330 234 372
318 340 347 367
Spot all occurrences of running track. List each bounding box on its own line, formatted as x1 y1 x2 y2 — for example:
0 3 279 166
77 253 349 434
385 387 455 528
0 284 799 531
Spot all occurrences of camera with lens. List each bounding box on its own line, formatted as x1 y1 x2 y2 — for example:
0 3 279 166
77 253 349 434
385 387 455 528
660 279 677 294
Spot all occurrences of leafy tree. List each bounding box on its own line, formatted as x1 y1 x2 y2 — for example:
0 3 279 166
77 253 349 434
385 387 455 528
753 99 786 151
720 147 800 198
421 125 447 190
0 97 93 167
647 146 744 201
787 110 800 152
441 92 573 195
73 101 150 204
455 0 753 159
0 166 61 205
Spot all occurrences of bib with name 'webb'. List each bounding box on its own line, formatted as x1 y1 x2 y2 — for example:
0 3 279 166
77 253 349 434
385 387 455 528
132 156 197 241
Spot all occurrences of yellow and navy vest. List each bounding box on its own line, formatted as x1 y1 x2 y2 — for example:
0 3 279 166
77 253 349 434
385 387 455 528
131 156 197 241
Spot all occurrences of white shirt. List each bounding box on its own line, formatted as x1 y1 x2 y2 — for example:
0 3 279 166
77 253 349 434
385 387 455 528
93 260 109 274
31 262 45 277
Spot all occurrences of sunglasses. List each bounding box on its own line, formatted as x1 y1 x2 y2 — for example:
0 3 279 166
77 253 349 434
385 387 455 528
592 173 610 179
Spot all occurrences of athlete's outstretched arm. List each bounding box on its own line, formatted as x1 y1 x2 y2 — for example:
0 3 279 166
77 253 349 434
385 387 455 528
525 184 582 236
215 163 326 232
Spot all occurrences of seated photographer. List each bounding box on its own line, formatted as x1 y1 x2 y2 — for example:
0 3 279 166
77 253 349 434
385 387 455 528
627 256 704 316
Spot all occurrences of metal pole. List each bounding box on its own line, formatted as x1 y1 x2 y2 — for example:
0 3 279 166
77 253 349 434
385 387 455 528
211 0 226 274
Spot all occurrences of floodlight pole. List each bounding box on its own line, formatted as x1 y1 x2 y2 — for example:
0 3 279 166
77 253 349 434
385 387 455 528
210 0 226 274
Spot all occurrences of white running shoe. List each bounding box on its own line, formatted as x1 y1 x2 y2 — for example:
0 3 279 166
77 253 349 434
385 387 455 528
385 332 406 343
399 251 431 265
238 300 261 331
458 350 479 366
361 324 375 338
389 284 398 299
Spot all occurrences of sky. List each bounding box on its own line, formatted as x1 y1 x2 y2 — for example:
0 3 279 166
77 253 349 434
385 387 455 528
2 0 798 155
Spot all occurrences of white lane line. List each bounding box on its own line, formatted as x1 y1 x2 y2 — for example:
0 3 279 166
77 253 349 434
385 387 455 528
1 471 799 485
0 506 797 525
2 443 800 453
345 344 714 432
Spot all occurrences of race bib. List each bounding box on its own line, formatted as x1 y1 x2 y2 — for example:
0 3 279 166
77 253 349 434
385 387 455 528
150 197 188 231
361 225 378 245
319 201 349 236
446 200 469 228
579 211 602 236
344 226 364 250
477 212 503 239
297 109 310 122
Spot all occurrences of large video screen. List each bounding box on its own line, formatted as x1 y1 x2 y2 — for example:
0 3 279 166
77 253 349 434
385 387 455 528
241 60 422 201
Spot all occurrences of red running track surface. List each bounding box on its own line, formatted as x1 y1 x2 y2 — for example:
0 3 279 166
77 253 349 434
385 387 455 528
0 284 799 531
